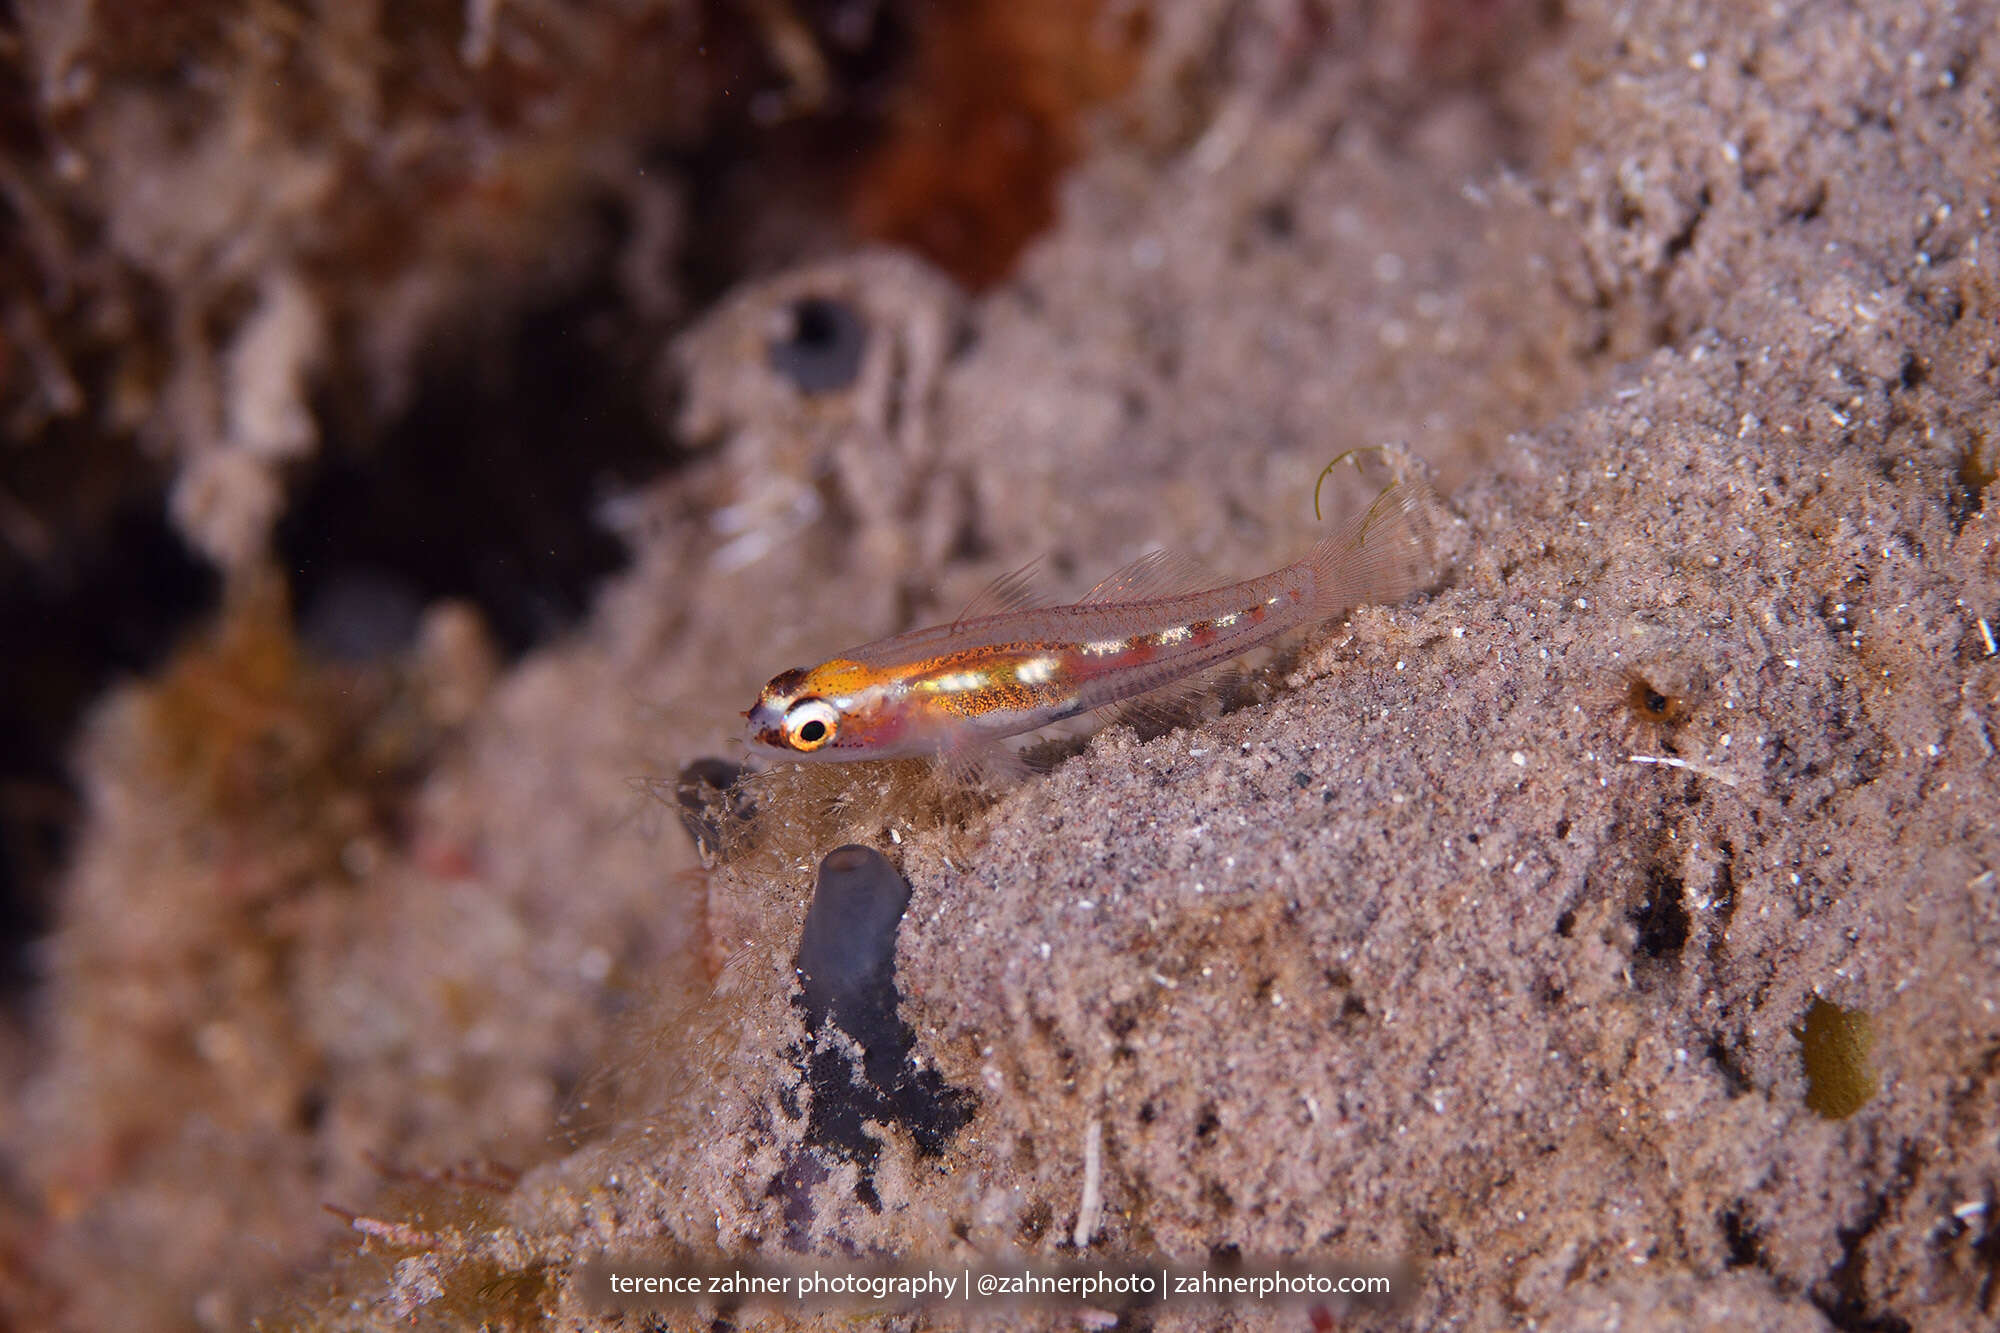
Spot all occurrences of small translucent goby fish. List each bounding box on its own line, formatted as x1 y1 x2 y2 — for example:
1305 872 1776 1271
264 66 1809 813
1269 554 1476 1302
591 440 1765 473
744 477 1437 780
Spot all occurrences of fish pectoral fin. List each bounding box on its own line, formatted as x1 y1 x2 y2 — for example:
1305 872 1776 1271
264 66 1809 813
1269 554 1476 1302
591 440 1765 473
1078 547 1226 605
935 735 1034 789
951 556 1054 628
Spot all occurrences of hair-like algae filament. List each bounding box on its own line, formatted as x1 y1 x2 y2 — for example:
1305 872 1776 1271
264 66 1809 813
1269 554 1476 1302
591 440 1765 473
708 752 1007 874
1799 998 1878 1120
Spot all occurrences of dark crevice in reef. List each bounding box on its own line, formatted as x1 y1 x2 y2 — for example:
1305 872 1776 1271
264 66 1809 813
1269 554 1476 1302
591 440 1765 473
0 489 219 1005
1631 866 1691 964
1708 843 1740 948
1719 1202 1765 1269
1811 1175 1916 1333
774 845 975 1232
277 278 669 663
1706 1035 1753 1097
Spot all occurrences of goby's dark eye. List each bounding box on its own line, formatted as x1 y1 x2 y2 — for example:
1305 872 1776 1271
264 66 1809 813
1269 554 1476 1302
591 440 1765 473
782 698 840 752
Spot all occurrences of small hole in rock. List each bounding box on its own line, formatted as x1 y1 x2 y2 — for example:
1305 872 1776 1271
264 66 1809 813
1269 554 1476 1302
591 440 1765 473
1720 1204 1763 1268
768 296 868 394
1625 673 1686 724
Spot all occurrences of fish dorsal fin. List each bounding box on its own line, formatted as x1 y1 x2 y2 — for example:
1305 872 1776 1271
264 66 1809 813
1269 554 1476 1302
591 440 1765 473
1079 548 1224 606
953 557 1051 628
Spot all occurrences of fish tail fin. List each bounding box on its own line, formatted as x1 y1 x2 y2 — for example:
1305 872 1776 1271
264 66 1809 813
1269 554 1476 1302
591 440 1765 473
1305 477 1441 618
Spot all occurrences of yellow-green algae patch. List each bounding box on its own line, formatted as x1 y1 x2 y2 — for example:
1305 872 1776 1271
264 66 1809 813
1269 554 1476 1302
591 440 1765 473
1799 998 1878 1120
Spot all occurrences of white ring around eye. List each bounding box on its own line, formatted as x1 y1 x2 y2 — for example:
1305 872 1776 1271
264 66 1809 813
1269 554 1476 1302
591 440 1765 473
783 698 840 752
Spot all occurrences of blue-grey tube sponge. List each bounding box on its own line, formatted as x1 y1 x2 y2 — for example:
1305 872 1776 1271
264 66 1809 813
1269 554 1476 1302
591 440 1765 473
789 845 972 1168
796 844 911 1043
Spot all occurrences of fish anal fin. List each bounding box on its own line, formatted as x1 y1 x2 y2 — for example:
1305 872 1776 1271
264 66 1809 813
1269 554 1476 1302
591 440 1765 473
1079 548 1225 606
953 557 1052 629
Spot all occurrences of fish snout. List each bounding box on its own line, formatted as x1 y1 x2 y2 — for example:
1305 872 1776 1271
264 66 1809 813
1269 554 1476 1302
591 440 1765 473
743 698 790 753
